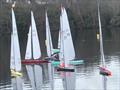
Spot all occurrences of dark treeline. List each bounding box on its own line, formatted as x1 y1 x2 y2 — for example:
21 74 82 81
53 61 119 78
0 0 120 58
0 0 120 34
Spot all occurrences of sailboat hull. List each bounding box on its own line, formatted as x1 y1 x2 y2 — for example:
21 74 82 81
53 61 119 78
57 67 74 72
99 67 112 76
22 60 49 64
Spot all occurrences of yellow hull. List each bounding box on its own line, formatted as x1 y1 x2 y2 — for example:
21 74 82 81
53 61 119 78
11 69 22 77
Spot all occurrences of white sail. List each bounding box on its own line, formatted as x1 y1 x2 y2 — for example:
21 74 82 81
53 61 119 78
60 7 75 66
97 1 105 67
59 9 64 63
10 33 15 70
46 12 53 57
25 26 32 59
25 26 36 89
10 8 21 72
25 11 43 90
58 15 62 49
46 12 55 90
31 11 41 59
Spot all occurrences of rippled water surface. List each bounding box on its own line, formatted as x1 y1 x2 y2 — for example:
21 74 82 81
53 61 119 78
0 29 120 90
0 55 120 90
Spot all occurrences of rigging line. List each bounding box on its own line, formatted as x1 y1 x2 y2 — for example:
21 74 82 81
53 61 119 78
12 31 16 70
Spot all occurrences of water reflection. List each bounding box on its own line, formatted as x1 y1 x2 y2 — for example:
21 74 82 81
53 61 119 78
26 65 43 90
0 29 120 90
62 71 76 90
11 77 23 90
0 55 119 90
102 76 107 90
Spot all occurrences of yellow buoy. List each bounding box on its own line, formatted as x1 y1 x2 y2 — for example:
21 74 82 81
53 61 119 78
97 33 99 40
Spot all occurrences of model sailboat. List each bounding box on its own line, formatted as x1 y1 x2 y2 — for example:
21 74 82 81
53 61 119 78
58 7 76 90
97 0 111 76
51 8 83 67
24 11 43 89
10 6 22 77
22 12 48 64
57 7 76 72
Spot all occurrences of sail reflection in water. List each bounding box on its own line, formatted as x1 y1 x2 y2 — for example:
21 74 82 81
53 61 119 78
11 77 23 90
54 71 76 90
26 65 43 90
0 55 120 90
62 72 76 90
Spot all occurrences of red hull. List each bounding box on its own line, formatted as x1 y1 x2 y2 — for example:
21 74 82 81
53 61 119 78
21 60 49 64
99 66 112 76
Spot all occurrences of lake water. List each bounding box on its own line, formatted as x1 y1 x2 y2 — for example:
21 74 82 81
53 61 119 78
0 29 120 90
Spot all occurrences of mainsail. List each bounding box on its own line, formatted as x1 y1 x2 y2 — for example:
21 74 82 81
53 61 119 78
10 8 21 72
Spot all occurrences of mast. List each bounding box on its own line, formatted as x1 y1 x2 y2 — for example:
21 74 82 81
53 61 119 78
97 0 107 90
97 0 106 67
